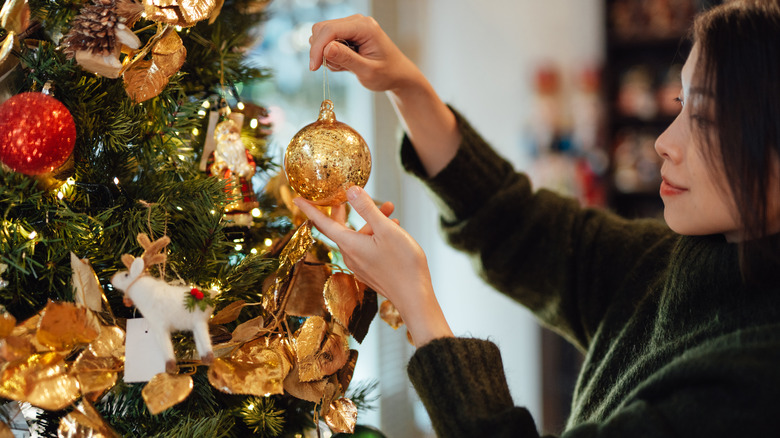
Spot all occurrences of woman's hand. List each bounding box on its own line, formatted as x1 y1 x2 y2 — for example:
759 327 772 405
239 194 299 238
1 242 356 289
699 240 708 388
293 186 454 346
309 14 424 93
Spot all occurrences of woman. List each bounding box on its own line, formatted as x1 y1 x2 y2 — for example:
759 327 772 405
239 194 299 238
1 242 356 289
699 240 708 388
295 2 780 436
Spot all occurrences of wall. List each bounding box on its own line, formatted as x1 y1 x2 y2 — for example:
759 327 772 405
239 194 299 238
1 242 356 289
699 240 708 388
368 1 605 436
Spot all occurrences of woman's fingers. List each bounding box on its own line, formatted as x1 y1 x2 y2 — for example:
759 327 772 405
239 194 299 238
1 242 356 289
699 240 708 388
358 201 395 235
293 198 350 243
344 186 392 232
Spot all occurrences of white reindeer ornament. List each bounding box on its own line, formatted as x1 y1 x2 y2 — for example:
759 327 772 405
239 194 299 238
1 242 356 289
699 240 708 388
111 234 214 374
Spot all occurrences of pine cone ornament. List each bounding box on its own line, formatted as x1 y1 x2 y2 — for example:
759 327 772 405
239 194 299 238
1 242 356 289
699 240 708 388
62 0 141 78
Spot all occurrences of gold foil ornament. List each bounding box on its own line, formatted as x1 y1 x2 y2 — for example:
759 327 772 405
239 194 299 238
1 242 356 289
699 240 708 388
323 272 362 327
123 27 187 103
282 363 327 403
0 335 34 364
1 420 12 438
323 398 357 434
71 252 104 312
210 300 246 325
143 0 218 27
87 326 125 359
72 352 121 402
207 351 287 396
380 299 404 330
0 306 15 337
337 349 358 393
142 372 193 415
0 352 80 411
285 100 371 206
58 401 120 438
36 300 100 351
284 254 329 318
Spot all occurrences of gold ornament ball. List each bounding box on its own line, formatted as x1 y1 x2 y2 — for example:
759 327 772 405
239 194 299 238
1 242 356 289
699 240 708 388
285 100 371 205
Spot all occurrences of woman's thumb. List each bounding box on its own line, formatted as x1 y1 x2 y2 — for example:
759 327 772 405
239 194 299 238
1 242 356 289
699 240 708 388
346 186 386 227
324 41 357 69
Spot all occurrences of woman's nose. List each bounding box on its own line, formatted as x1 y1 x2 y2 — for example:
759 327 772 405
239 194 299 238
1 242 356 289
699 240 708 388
654 122 682 163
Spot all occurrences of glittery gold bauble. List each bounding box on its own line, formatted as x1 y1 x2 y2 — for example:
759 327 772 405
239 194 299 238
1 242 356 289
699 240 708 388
285 100 371 206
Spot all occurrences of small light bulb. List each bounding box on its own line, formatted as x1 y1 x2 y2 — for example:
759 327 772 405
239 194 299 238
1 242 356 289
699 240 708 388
249 118 258 129
237 102 245 110
202 101 211 109
250 248 258 254
251 208 262 218
234 244 243 251
57 192 64 200
113 177 120 185
28 231 37 240
264 238 273 247
192 128 200 136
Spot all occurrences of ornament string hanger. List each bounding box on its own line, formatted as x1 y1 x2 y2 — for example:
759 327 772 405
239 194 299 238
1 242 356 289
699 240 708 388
322 39 357 102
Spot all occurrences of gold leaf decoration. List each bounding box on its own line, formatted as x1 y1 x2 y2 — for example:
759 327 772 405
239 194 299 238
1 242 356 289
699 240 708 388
58 401 120 438
278 222 314 279
1 420 13 438
36 301 100 351
71 252 104 312
379 299 404 330
210 300 246 325
11 314 46 353
123 28 186 103
282 362 327 403
336 349 358 393
0 306 15 338
295 316 327 382
72 352 121 402
208 346 288 397
143 0 216 27
142 373 193 415
284 256 328 318
0 352 80 411
230 315 265 344
0 336 34 364
323 272 362 327
232 339 292 377
316 329 349 377
88 326 125 359
324 398 357 434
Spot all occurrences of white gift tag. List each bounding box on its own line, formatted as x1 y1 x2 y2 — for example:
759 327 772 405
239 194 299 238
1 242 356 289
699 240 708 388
124 318 166 382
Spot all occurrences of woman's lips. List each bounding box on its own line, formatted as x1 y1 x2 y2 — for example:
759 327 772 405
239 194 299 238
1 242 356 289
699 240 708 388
660 178 687 196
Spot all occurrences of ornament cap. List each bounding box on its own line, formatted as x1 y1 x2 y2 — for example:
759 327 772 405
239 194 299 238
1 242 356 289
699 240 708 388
318 99 336 124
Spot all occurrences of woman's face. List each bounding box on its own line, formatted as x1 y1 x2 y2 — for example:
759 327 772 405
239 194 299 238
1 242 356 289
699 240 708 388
654 43 742 241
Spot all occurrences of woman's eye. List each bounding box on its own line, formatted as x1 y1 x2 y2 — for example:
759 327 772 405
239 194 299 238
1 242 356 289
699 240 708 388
673 97 684 107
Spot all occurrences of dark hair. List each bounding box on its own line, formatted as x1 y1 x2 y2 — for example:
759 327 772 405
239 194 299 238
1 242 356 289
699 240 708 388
692 0 780 284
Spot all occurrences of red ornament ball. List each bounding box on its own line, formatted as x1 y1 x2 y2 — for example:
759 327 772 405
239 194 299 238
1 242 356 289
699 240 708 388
0 92 77 175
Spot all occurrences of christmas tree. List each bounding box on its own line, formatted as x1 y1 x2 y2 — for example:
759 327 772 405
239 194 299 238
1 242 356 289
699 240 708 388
0 0 381 436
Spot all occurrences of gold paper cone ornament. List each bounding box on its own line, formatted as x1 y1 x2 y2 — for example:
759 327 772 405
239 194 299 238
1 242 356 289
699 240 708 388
285 100 371 206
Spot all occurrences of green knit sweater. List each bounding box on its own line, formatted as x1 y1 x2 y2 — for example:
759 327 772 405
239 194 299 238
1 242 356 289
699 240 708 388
402 111 780 437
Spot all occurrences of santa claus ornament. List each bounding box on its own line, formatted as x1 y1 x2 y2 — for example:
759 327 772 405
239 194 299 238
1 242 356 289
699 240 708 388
0 91 77 175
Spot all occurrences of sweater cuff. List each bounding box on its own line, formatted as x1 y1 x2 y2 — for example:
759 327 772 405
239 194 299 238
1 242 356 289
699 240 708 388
408 337 538 437
400 107 516 223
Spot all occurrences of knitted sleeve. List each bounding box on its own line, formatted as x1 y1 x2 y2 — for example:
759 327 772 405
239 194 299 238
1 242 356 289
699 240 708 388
409 331 780 438
400 108 675 349
407 337 540 438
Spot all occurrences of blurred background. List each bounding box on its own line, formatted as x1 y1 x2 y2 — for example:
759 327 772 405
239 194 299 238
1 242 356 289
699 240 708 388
243 0 713 436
